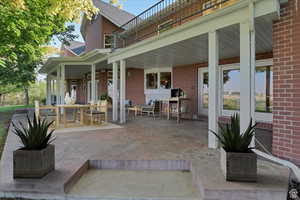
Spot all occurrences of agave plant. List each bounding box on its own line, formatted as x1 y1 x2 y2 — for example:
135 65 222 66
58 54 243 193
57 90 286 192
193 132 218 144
210 114 257 153
12 114 55 150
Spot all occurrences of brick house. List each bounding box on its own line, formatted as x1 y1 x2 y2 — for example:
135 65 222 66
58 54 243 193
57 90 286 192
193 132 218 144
40 0 300 165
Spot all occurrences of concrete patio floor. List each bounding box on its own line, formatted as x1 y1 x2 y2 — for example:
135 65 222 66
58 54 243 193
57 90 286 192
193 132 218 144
0 111 290 200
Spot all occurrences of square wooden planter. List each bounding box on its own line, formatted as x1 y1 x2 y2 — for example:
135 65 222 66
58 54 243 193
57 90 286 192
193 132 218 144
13 145 55 179
220 148 257 182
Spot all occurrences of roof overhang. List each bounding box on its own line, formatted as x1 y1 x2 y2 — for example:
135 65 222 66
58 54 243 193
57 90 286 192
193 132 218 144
40 49 111 74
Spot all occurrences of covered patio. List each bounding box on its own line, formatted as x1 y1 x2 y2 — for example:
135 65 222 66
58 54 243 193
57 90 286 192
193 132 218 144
0 111 289 200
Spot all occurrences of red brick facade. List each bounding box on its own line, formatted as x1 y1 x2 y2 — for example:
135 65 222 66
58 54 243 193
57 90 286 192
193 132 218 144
126 68 145 105
272 0 300 165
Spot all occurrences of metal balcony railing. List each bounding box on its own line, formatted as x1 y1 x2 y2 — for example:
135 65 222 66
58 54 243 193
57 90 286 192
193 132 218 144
113 0 237 49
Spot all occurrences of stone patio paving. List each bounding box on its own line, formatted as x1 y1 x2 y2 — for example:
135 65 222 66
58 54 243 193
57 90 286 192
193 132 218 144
0 112 290 200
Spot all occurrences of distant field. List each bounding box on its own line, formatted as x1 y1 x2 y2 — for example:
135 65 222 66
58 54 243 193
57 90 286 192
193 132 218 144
202 94 272 113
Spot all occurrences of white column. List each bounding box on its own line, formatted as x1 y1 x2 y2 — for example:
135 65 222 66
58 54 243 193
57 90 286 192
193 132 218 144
91 64 96 103
112 62 119 122
208 30 220 149
56 66 61 105
46 75 51 105
240 17 255 144
60 64 65 105
120 60 126 124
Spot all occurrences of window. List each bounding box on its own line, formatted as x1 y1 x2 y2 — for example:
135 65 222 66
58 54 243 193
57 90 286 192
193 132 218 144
202 72 209 109
255 66 273 113
146 73 158 89
160 72 172 89
223 68 240 111
104 34 113 48
198 60 273 121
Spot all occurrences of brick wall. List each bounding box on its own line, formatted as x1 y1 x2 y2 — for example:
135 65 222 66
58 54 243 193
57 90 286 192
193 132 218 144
126 68 145 105
173 64 199 118
272 0 300 165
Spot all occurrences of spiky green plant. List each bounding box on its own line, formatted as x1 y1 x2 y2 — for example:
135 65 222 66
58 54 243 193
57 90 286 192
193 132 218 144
12 114 55 150
210 114 257 153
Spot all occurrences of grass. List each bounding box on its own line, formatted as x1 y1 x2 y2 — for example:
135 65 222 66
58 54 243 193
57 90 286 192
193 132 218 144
0 105 32 112
0 105 32 158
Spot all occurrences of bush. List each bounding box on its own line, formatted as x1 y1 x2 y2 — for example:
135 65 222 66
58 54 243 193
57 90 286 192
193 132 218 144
12 114 55 150
210 114 257 153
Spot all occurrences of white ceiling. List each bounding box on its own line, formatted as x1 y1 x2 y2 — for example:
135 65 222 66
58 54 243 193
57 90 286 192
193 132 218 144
125 14 273 69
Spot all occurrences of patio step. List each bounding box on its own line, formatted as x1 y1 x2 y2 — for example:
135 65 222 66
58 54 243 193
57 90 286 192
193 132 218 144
67 169 202 200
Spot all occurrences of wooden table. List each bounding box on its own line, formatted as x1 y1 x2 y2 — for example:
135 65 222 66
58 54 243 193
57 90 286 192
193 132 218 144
56 104 90 128
36 105 60 128
161 97 190 123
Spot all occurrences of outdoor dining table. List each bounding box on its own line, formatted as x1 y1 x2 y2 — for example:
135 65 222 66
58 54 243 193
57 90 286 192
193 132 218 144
56 104 91 128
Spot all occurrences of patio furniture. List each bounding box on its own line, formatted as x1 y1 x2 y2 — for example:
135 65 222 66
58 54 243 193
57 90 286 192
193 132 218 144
34 101 59 128
84 100 108 125
57 104 90 128
140 100 161 119
162 97 190 123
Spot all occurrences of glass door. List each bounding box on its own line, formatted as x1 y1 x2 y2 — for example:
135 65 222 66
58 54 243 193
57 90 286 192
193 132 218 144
198 68 209 115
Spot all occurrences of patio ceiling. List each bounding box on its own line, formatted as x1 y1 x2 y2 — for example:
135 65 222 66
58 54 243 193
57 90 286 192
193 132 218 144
40 49 112 75
48 60 112 79
124 14 273 69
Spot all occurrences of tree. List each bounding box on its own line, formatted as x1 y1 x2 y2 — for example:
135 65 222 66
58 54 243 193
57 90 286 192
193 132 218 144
0 0 98 87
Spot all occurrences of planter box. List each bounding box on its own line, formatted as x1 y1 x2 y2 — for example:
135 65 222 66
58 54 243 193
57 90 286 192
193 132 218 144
13 145 55 178
220 148 257 182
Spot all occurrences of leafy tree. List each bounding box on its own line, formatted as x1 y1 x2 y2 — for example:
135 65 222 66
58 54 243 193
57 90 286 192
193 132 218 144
0 0 98 87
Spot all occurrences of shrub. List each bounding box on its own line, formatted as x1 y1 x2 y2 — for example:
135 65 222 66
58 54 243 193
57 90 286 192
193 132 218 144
12 114 55 150
210 114 257 153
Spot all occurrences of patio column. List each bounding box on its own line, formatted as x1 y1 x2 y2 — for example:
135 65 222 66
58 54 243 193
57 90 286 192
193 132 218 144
60 64 65 105
56 66 61 105
91 64 96 103
208 30 220 149
46 75 51 105
240 4 256 146
120 59 126 124
112 61 119 122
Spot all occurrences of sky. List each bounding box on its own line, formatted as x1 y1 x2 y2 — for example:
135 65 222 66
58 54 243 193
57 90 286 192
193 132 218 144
50 0 160 48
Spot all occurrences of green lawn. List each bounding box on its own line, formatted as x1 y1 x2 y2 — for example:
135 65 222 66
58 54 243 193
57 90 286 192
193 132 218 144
0 105 32 112
0 105 32 158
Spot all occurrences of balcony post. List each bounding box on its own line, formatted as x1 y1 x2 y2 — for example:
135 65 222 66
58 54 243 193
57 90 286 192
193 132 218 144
120 59 126 124
91 64 96 103
46 75 51 105
56 66 61 105
112 61 119 122
208 30 220 149
60 64 65 105
240 15 256 146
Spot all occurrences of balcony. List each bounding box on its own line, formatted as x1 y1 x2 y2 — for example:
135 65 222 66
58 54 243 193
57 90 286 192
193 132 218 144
113 0 238 49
